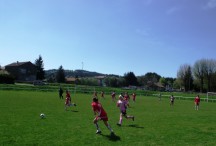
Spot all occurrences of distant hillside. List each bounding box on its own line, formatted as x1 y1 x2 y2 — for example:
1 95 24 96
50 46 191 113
45 69 119 78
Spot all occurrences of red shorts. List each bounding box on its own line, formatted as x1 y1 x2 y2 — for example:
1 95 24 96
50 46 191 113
65 101 70 105
96 115 108 121
195 102 199 105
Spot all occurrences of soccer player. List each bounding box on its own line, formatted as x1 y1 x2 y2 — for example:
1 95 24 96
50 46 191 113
91 97 114 134
158 93 161 101
170 95 175 106
101 91 105 99
124 92 130 107
116 95 134 126
65 90 76 110
194 95 200 110
93 91 98 98
59 86 63 99
132 92 136 102
111 91 116 102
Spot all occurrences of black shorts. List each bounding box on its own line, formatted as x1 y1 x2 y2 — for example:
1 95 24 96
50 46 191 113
121 111 127 116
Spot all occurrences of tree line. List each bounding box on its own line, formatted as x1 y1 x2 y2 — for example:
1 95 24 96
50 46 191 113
35 55 216 93
177 59 216 93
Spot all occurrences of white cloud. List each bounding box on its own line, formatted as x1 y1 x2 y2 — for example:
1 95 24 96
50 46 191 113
203 0 216 10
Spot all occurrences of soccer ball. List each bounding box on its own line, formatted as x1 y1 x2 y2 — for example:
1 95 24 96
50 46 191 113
40 113 45 119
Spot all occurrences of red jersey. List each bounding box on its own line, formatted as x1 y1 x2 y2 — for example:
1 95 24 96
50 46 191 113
124 94 130 101
194 96 200 103
91 102 107 117
65 92 71 105
132 93 136 100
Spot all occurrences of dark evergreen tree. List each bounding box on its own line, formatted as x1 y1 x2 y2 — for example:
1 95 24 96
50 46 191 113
35 55 45 80
124 72 138 86
56 65 65 83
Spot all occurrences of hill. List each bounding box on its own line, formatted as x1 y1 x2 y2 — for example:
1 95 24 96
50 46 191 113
45 69 119 78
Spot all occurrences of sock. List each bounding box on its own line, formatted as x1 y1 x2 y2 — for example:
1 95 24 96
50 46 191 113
107 124 113 132
119 117 122 124
95 123 100 131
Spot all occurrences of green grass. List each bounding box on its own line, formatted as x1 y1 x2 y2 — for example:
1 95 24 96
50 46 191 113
0 90 215 146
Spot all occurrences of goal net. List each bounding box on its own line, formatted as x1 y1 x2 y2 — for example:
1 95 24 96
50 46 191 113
206 92 216 102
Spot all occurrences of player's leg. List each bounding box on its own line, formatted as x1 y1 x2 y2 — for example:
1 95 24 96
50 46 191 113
93 117 101 134
103 120 114 133
126 115 134 121
117 113 123 126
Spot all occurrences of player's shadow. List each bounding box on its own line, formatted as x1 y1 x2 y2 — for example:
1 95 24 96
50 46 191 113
71 110 79 112
100 133 121 142
126 124 144 129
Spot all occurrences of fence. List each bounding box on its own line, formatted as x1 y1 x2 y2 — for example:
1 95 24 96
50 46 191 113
1 86 215 102
152 94 216 102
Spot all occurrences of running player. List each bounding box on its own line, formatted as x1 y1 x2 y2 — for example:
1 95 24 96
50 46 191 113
132 92 136 102
116 95 134 126
65 90 76 110
91 97 114 134
111 91 116 102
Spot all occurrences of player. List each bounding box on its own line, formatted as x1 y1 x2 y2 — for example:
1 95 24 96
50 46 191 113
91 97 114 134
93 91 98 98
59 86 63 99
194 95 200 110
65 90 76 110
170 95 175 106
101 91 105 99
132 92 136 102
124 92 130 107
158 93 161 101
111 91 116 102
116 95 134 126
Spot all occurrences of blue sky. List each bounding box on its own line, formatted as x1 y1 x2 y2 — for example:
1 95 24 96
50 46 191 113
0 0 216 78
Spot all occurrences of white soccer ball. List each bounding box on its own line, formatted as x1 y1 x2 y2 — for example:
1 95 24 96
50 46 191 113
40 113 45 119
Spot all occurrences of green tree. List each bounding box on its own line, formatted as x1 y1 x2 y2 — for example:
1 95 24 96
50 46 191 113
159 77 166 86
124 72 138 86
204 59 216 92
193 59 206 92
177 64 193 91
56 65 65 83
35 55 45 80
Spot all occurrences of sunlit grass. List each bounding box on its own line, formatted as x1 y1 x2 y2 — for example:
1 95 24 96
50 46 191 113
0 90 215 146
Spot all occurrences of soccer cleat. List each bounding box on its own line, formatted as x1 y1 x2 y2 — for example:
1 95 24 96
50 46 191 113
116 123 121 126
110 131 115 136
74 103 77 106
96 130 101 134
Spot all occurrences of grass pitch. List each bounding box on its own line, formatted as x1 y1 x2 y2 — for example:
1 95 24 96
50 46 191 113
0 90 215 146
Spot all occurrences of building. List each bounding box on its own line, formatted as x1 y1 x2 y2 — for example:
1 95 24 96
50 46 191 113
5 61 37 82
146 81 165 91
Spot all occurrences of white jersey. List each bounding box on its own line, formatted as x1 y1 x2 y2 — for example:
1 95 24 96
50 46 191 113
117 100 127 112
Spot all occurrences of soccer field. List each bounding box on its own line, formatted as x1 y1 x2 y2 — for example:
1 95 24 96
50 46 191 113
0 90 215 146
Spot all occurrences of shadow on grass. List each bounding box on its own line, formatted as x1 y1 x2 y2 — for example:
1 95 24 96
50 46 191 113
100 133 121 142
71 110 79 112
126 124 144 129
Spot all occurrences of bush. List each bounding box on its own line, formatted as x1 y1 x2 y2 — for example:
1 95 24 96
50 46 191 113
0 74 15 84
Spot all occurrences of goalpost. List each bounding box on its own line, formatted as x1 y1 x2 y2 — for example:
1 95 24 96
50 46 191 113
206 92 216 102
